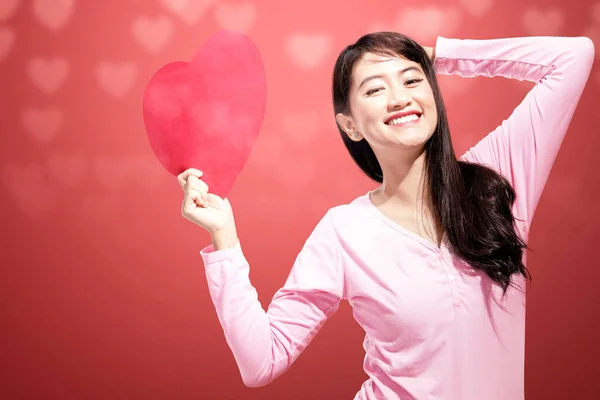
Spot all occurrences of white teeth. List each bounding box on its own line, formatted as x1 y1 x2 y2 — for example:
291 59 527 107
387 114 420 125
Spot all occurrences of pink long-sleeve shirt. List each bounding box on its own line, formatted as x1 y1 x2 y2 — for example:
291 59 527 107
199 35 595 399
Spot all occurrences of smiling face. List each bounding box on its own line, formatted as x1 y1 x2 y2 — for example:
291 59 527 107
336 52 438 153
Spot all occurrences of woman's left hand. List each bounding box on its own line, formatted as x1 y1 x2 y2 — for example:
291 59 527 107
423 46 435 62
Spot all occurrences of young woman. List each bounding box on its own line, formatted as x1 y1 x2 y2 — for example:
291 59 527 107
177 32 594 399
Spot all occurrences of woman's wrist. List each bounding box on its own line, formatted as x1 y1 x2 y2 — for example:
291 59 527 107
210 222 239 250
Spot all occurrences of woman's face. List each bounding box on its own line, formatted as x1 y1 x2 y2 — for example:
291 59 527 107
336 51 438 152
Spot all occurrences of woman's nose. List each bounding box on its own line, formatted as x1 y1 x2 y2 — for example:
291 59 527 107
388 87 412 109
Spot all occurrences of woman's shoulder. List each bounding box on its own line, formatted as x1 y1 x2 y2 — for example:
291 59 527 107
324 191 378 229
327 191 370 211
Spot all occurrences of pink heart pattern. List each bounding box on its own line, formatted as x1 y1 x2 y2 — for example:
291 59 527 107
32 0 74 32
215 2 257 33
28 56 69 94
1 162 58 219
159 0 216 25
96 61 137 98
458 0 494 17
21 106 63 142
131 16 173 54
285 33 333 69
46 152 87 186
158 0 190 15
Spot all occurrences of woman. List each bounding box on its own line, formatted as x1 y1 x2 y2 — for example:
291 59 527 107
178 32 594 399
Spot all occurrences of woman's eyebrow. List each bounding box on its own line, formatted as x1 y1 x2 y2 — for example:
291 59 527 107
358 66 422 90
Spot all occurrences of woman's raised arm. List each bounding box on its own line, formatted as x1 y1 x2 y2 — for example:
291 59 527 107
434 36 594 235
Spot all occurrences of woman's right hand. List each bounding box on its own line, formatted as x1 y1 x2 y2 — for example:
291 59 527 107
178 168 235 235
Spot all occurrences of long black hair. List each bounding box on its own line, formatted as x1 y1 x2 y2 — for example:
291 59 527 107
332 32 531 295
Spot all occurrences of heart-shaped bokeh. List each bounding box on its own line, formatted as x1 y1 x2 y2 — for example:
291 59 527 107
142 30 267 198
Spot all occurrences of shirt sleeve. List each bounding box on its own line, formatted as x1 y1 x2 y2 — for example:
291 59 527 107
433 35 595 237
199 210 344 387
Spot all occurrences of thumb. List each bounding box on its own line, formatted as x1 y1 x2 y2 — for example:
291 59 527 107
206 193 226 208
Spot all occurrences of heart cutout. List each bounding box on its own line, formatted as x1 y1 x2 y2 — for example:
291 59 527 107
142 30 267 198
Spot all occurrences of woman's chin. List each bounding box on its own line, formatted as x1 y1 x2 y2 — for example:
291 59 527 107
392 132 430 148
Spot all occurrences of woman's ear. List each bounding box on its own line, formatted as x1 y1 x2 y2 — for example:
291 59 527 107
336 112 360 140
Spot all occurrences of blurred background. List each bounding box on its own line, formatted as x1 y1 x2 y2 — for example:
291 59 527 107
1 0 599 399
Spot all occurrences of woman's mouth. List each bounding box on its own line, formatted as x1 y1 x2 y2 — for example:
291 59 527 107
386 113 421 127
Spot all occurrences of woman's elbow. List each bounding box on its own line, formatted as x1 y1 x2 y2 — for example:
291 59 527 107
240 367 278 388
578 36 595 63
242 374 273 388
243 379 268 388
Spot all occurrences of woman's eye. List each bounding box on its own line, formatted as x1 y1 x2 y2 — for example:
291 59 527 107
406 78 423 85
365 79 422 95
366 87 383 95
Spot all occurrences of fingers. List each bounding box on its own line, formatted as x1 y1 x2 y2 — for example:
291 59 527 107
177 168 203 189
182 189 206 217
186 175 209 195
188 189 206 207
177 168 212 211
178 169 209 197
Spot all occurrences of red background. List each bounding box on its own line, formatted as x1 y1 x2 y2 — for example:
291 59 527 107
1 0 599 399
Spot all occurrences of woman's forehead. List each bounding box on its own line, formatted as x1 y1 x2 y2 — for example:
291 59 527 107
354 52 420 75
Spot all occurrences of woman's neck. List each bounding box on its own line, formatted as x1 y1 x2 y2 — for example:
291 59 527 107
375 148 431 213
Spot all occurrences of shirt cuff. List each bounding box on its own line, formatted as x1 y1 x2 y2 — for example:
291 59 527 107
432 36 456 73
434 36 456 59
199 239 243 265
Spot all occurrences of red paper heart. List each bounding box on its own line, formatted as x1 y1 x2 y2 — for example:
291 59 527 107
142 30 267 198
